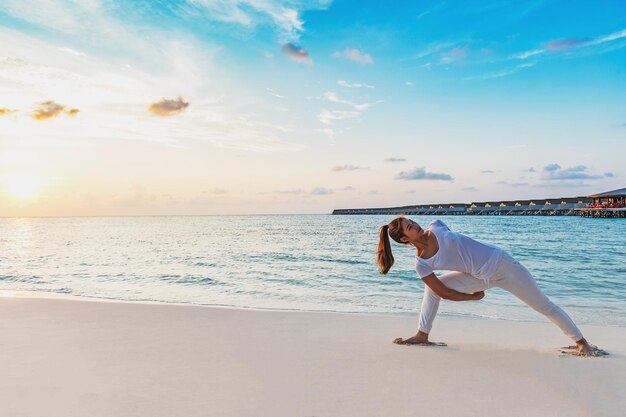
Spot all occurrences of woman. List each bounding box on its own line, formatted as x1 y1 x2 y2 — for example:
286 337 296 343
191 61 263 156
378 217 594 356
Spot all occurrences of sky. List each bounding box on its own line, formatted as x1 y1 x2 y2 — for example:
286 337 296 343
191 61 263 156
0 0 625 216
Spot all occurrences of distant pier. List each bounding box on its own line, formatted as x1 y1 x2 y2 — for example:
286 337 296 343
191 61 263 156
332 187 626 218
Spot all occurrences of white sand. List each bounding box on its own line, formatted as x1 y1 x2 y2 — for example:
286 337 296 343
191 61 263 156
1 295 625 417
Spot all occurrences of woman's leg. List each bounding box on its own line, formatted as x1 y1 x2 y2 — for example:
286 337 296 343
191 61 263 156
493 258 583 342
418 271 488 334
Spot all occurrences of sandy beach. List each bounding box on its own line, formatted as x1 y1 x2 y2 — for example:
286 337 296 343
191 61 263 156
0 294 624 417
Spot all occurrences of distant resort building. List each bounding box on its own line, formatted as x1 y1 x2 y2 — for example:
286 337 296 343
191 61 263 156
332 187 626 218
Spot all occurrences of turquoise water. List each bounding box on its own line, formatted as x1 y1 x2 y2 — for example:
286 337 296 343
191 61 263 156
1 215 625 326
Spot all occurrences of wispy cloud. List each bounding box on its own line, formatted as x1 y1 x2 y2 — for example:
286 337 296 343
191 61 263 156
540 164 611 180
340 186 355 191
522 167 536 173
546 37 586 51
148 97 189 117
337 80 374 89
311 187 333 195
385 157 406 162
58 46 86 56
318 109 360 125
322 91 382 111
396 167 453 181
480 169 495 174
281 43 312 64
333 48 374 64
441 46 469 64
461 187 477 191
0 108 18 116
178 0 331 41
31 100 79 120
513 28 626 60
467 62 536 80
267 88 285 99
331 165 369 172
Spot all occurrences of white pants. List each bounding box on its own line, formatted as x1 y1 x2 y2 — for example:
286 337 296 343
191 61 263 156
418 252 584 341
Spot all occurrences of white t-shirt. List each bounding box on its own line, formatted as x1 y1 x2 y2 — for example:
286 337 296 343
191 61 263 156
415 220 504 282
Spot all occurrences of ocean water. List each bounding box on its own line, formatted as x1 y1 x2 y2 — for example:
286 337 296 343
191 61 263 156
1 215 625 326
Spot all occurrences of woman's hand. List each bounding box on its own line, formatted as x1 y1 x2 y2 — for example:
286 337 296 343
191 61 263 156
471 291 485 301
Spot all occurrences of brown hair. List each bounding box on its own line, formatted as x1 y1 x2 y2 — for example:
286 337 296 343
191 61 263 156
377 217 405 274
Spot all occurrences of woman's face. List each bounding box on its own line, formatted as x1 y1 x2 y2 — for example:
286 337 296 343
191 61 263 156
399 218 425 244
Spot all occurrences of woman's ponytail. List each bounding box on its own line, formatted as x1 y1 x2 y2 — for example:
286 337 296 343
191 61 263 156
377 224 394 274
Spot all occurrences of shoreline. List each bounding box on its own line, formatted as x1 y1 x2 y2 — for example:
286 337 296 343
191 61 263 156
1 295 625 416
3 289 624 328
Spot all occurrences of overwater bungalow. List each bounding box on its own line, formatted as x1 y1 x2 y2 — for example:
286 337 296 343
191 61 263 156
495 201 516 215
576 188 626 218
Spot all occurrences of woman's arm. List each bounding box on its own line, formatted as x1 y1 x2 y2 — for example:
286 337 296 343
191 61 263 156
422 273 484 301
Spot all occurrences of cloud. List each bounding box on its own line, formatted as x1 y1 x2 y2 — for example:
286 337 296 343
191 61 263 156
175 0 331 42
340 186 355 191
333 48 374 64
522 167 536 172
148 97 190 117
543 163 561 172
385 157 406 162
540 164 610 180
337 80 374 89
267 88 285 99
316 92 382 126
322 91 382 111
546 37 586 51
467 62 536 80
480 170 495 174
281 43 312 64
605 172 615 178
0 108 18 116
405 81 414 87
331 165 368 172
311 187 333 195
31 101 79 120
513 28 626 60
513 49 544 60
58 46 85 56
317 109 360 125
395 167 453 181
440 46 469 64
461 187 477 191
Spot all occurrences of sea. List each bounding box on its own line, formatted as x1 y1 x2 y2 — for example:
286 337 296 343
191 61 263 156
1 214 625 326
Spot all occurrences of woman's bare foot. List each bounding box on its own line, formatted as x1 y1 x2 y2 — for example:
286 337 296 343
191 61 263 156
393 331 431 345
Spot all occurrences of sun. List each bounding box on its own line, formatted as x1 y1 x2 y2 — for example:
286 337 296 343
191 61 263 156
3 174 42 199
